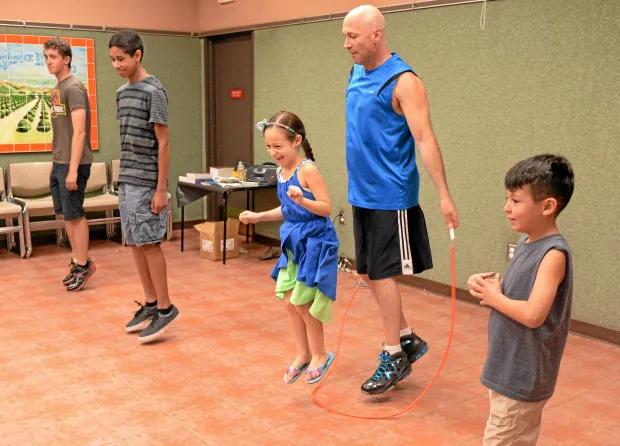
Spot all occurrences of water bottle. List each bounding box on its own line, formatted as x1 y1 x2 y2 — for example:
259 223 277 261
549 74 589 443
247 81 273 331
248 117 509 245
237 161 246 181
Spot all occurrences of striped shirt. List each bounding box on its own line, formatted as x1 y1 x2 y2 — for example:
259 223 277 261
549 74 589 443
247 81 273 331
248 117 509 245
115 76 168 188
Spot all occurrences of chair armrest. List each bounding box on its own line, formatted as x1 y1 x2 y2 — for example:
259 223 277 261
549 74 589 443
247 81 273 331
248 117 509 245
9 195 25 207
9 196 29 217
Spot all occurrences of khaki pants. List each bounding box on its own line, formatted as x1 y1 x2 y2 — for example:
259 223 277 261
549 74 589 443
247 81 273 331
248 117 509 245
483 390 548 446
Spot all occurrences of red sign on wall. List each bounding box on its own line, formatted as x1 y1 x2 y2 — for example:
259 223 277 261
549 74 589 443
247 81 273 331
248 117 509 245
229 89 244 99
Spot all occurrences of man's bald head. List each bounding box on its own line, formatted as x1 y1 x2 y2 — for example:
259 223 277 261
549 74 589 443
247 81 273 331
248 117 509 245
342 5 390 69
344 5 385 32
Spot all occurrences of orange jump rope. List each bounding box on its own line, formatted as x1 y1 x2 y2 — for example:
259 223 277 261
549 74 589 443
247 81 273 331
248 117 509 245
311 228 457 419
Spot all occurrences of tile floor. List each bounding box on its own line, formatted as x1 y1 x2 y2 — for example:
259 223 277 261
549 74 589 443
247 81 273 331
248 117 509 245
1 231 619 445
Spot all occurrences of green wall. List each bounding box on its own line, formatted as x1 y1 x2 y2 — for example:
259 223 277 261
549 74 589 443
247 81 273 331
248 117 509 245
253 0 620 330
0 26 205 221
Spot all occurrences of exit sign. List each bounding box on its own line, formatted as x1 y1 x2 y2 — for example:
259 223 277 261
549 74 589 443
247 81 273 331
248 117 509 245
229 89 244 99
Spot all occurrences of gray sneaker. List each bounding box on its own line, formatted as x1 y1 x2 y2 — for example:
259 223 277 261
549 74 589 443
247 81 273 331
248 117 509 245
125 301 157 333
138 305 180 344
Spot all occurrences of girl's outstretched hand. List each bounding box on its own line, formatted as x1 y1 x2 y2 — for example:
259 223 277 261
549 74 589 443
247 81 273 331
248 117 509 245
239 211 261 224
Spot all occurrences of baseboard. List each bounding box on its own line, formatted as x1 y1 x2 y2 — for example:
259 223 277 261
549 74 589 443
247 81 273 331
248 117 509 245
0 226 120 252
400 276 620 346
5 226 618 345
173 219 204 230
397 274 479 305
345 256 620 346
251 233 280 247
568 319 620 346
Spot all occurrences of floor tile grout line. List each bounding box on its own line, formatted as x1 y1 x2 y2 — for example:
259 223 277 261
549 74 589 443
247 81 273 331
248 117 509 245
0 399 39 445
0 372 86 435
114 349 306 445
4 346 124 444
28 380 119 443
597 429 620 442
24 411 125 445
423 393 492 443
544 406 616 437
213 385 312 444
174 378 303 445
96 358 216 445
555 426 612 446
241 369 407 443
4 242 620 445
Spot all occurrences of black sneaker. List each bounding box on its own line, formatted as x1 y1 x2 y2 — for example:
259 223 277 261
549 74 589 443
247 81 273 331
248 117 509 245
138 305 180 344
66 260 96 291
361 350 412 395
125 301 158 333
400 333 429 364
62 259 77 285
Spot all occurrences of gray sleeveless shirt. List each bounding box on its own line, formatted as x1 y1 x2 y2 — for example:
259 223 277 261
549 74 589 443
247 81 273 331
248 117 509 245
481 234 573 402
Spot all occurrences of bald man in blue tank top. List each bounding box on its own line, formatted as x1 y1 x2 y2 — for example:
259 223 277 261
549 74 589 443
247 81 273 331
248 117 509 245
343 5 459 395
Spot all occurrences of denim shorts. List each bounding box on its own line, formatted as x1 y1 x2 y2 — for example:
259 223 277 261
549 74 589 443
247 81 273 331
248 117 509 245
118 183 167 246
50 163 91 221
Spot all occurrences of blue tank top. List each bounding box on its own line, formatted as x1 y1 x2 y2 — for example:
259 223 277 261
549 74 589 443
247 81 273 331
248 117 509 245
277 160 323 224
346 53 420 210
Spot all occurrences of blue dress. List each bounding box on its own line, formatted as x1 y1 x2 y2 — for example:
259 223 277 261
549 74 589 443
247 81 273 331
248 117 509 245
270 159 339 322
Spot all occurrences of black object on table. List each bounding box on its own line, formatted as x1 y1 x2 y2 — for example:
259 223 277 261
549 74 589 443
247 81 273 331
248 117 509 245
176 180 277 264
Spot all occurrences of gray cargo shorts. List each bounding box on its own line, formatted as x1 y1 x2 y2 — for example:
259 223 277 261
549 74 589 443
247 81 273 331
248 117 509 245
118 183 167 246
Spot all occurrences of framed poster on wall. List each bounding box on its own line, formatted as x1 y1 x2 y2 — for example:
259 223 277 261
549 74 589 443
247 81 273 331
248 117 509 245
0 34 98 153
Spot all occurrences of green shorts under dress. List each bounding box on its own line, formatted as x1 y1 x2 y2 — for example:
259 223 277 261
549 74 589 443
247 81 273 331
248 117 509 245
275 250 332 323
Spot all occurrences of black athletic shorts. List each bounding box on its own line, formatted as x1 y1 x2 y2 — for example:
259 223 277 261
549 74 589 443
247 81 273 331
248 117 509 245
353 205 433 280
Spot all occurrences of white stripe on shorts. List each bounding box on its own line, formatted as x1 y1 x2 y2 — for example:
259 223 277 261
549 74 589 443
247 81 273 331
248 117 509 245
398 209 414 275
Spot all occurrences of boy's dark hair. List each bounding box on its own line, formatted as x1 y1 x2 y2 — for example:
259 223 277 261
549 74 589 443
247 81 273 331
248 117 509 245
43 37 72 69
505 154 574 215
267 111 315 161
108 30 144 62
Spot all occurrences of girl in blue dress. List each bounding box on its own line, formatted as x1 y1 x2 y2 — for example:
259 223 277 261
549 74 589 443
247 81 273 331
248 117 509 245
240 111 339 384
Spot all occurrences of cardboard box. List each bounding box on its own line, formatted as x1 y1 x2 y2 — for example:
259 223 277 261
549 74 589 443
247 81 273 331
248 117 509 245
194 219 241 261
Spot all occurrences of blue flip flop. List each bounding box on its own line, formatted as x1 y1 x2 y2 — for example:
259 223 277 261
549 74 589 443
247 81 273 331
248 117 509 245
284 362 311 384
305 352 335 384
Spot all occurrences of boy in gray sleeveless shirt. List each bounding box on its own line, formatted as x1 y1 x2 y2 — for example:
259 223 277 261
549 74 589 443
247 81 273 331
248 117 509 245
468 154 575 446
